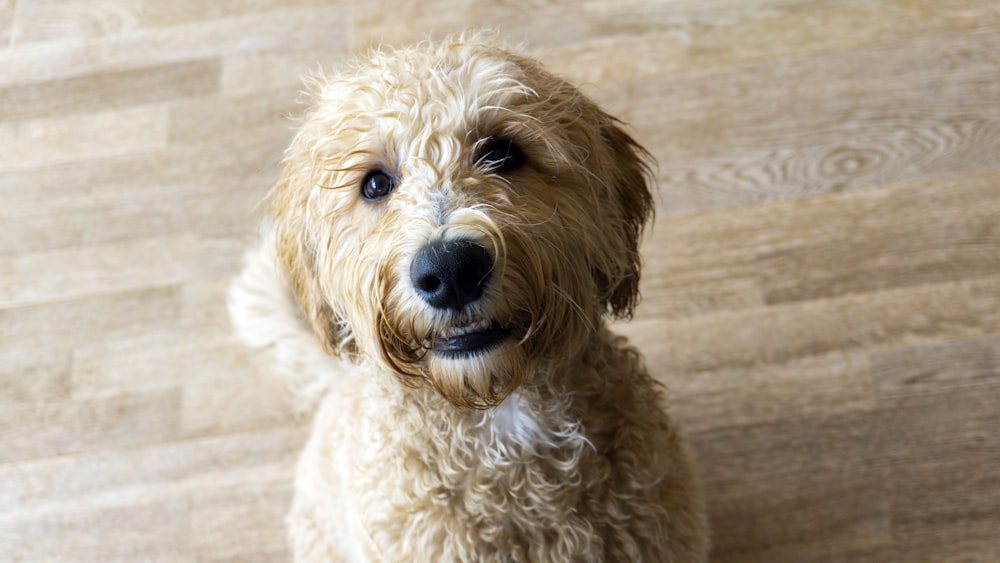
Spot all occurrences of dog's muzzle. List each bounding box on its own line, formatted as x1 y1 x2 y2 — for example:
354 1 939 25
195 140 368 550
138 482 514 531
409 239 509 356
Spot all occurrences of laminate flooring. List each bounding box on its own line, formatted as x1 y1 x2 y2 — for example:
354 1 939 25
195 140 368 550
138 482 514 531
2 1 999 560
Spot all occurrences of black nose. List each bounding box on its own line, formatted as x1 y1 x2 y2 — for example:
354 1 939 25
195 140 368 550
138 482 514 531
410 239 493 311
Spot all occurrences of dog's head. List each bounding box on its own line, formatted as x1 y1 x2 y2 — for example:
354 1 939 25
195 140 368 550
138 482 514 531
270 34 654 408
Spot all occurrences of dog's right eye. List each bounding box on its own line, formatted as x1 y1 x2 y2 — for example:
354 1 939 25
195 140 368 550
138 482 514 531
361 171 395 200
476 138 525 174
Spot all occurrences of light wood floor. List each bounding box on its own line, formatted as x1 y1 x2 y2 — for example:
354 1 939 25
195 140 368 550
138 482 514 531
2 1 999 561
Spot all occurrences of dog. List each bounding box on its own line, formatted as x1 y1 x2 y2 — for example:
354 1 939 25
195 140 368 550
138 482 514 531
228 33 709 562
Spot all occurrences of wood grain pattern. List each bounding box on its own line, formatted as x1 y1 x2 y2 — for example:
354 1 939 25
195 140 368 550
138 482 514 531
2 1 999 561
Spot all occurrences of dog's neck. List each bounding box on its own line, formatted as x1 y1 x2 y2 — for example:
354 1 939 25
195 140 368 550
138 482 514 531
365 325 629 459
470 326 623 454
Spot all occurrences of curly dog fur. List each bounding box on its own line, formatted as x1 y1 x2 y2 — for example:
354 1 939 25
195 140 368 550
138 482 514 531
229 33 709 562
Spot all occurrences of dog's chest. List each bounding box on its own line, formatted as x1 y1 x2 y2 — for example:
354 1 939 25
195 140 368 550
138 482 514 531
488 392 545 448
357 391 593 512
302 379 618 560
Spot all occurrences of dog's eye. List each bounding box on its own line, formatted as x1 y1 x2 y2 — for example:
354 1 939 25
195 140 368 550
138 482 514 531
477 138 525 174
361 170 395 200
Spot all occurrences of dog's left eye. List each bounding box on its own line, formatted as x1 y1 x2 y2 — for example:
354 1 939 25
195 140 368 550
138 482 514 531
361 170 395 200
476 138 525 174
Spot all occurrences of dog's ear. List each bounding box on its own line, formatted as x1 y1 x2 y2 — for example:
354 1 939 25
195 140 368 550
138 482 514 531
269 159 354 357
594 117 655 319
510 52 655 320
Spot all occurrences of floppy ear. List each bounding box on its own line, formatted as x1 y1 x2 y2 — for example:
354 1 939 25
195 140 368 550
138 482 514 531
269 157 354 357
594 117 655 319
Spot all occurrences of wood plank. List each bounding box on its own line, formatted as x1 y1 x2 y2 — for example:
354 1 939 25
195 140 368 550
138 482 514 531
0 105 168 168
753 172 1000 304
690 412 892 560
0 281 228 404
663 352 876 434
0 286 183 348
0 430 298 558
636 218 764 319
220 50 339 96
167 86 298 145
180 376 297 439
544 0 1000 87
7 0 140 46
625 29 1000 213
0 350 71 403
178 278 242 331
70 329 259 396
0 498 192 562
871 335 1000 399
0 389 180 463
0 428 300 513
872 386 1000 551
633 173 1000 322
188 480 294 561
970 276 1000 331
0 0 13 48
0 135 282 218
896 538 1000 563
0 6 351 85
0 59 221 122
0 234 245 307
140 0 333 28
583 0 999 47
629 28 1000 137
1 183 260 255
620 280 986 375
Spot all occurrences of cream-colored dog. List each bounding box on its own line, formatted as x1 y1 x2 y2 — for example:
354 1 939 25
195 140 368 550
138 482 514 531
229 33 709 562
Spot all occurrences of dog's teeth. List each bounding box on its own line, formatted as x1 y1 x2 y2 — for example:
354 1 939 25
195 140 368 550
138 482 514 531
440 319 491 339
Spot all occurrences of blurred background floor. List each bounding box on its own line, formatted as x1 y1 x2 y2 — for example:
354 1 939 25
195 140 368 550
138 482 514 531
2 1 999 561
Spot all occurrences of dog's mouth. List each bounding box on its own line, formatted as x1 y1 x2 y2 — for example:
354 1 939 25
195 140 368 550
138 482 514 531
433 318 510 357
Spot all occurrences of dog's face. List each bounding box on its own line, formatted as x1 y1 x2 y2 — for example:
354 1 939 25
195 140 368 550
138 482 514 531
270 37 653 408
